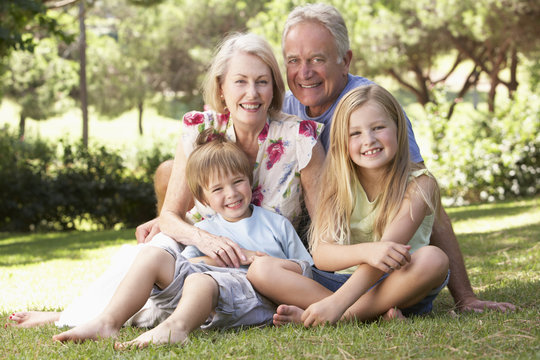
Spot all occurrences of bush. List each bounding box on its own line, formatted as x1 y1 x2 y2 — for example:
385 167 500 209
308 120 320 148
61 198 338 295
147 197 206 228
0 126 165 231
426 90 539 205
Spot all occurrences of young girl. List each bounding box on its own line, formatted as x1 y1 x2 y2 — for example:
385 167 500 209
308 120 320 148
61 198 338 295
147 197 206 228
247 84 450 325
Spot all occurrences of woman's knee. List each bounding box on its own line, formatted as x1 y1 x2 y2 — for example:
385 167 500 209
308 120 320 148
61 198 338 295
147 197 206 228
154 159 174 197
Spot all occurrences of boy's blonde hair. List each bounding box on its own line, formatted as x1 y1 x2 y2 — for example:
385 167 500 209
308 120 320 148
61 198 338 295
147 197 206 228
310 85 440 248
186 130 252 204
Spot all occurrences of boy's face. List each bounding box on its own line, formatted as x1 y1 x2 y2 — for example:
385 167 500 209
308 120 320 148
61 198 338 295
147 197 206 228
202 171 252 222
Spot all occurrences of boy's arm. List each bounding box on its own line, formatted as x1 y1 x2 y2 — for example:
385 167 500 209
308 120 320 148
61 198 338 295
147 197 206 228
189 250 263 267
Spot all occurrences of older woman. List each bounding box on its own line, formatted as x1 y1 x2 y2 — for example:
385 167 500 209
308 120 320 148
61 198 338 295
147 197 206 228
8 33 324 334
138 32 324 267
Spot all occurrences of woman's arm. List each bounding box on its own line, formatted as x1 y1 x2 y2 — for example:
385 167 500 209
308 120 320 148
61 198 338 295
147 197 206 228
158 139 246 268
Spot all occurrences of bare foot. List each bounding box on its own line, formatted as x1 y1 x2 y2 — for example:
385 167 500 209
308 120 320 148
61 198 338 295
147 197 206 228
382 307 406 321
272 304 304 326
6 311 61 328
114 321 189 350
52 317 119 343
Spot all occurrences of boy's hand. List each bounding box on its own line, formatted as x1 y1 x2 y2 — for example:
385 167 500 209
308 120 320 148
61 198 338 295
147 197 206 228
241 250 268 265
364 242 411 273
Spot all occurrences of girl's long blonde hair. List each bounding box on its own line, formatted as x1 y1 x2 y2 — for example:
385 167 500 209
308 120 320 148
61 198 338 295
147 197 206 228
310 85 439 249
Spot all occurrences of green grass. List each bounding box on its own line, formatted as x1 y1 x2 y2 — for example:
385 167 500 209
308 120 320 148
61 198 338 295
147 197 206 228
1 198 539 359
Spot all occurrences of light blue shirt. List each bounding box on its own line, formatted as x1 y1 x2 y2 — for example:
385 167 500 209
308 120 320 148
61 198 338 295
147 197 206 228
182 205 313 266
282 74 423 163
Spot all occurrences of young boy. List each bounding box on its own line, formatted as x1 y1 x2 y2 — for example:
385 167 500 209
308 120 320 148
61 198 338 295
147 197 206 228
52 133 313 348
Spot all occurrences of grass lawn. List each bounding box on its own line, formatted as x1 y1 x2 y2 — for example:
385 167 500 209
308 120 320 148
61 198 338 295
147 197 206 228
1 198 539 359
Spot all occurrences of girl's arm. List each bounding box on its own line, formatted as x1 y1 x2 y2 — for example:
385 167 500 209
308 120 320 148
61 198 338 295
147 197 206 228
378 174 436 246
158 139 246 268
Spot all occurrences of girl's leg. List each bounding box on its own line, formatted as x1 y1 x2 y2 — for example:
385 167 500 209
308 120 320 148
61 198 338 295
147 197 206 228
247 256 332 309
53 246 175 342
115 273 219 349
343 245 449 321
7 311 61 328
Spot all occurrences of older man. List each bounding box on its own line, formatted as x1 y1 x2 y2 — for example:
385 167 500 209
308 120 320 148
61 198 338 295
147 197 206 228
278 3 514 313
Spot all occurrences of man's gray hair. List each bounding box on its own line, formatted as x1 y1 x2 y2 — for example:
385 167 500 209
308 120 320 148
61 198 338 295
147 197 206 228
282 3 350 61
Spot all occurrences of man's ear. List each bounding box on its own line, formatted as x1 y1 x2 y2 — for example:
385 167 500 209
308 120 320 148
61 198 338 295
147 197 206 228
342 50 353 74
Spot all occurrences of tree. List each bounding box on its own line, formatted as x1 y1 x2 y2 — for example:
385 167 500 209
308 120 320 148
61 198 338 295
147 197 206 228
4 38 77 138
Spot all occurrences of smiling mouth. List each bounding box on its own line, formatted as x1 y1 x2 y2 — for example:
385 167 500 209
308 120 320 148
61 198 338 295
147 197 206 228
240 104 261 110
362 148 382 156
226 200 243 208
299 83 321 89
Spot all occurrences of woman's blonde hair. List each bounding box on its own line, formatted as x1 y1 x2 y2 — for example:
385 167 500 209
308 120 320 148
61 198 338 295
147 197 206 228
186 129 253 205
310 84 439 248
202 32 285 115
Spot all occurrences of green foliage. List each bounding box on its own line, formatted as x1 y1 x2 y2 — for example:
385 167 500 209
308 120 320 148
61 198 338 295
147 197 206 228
0 125 168 232
426 88 539 205
3 38 78 135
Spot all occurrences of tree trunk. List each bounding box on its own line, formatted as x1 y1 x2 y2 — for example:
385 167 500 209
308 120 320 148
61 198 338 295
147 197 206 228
138 100 144 135
79 0 89 148
19 113 26 140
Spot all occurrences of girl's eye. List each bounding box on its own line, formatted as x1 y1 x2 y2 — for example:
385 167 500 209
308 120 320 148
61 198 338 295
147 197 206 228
235 79 246 84
212 187 222 193
374 126 384 131
257 80 268 85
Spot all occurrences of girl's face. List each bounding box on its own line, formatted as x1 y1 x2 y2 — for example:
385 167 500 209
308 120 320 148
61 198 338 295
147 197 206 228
202 171 252 222
347 102 398 174
220 52 273 131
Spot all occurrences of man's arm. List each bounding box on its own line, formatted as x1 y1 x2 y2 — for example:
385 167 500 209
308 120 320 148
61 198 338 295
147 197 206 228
430 209 516 312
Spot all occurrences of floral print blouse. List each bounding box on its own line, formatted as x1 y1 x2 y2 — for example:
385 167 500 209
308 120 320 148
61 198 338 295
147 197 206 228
181 110 323 230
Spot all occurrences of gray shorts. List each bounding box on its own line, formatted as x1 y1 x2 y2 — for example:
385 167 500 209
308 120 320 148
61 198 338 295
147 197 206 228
136 233 312 329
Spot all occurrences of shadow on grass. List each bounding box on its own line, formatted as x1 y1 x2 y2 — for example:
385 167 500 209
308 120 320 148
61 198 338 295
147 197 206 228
447 200 537 223
0 229 135 267
456 222 540 257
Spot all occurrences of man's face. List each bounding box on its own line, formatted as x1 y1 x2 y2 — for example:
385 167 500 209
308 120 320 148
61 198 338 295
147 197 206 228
284 21 351 117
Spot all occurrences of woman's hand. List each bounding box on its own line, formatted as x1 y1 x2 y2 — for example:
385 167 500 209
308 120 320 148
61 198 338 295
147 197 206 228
194 230 247 268
363 242 411 273
135 218 161 244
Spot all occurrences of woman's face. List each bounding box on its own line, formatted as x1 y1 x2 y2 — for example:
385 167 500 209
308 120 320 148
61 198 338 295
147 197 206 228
220 52 273 131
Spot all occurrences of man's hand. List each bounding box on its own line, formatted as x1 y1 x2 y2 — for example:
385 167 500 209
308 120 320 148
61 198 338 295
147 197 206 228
135 218 160 244
458 296 516 313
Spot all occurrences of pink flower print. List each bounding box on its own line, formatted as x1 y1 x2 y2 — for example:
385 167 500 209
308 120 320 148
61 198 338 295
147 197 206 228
251 185 264 206
258 123 269 142
299 120 318 139
184 111 205 126
217 112 230 126
266 139 285 169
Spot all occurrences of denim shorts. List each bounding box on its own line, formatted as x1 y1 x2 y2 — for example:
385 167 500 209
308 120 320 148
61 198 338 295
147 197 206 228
312 267 450 317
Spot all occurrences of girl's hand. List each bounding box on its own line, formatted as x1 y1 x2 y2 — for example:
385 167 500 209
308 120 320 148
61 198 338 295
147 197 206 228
364 242 411 273
195 231 247 268
301 295 345 327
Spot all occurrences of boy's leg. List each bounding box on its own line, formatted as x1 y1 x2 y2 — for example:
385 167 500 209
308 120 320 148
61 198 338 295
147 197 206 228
247 256 332 309
115 273 218 349
53 246 175 342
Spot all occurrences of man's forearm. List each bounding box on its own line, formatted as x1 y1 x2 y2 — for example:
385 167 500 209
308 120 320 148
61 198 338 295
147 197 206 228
430 209 476 304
